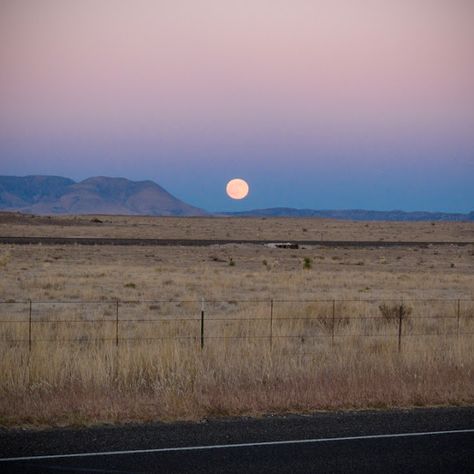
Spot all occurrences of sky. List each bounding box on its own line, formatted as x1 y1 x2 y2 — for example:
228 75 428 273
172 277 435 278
0 0 473 212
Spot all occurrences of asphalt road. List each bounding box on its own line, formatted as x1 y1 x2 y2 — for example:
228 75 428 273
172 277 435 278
0 236 472 247
0 407 473 473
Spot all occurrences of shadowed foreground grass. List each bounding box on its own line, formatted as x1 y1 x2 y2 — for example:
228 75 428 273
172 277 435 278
1 336 473 427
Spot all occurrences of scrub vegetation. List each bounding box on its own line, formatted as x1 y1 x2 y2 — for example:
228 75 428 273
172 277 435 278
0 214 473 427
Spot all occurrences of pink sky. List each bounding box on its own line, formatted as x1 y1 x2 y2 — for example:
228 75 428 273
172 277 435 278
1 0 473 210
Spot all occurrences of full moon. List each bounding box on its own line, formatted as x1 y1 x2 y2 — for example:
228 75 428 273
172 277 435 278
226 178 249 200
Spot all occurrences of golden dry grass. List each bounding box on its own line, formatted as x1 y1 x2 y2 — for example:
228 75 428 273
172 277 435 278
0 216 473 427
1 336 473 427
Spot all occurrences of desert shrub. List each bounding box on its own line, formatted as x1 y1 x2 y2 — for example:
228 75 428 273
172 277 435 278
0 251 11 267
303 257 312 270
379 303 412 322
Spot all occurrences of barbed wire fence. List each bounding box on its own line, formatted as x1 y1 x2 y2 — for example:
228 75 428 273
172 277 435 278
0 298 473 353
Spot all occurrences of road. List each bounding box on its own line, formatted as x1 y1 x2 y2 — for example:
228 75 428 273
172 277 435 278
0 407 473 473
0 236 472 247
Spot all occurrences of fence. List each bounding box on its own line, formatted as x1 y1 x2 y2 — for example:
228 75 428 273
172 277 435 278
0 298 473 353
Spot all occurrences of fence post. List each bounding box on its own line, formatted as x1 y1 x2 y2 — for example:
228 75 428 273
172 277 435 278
398 304 403 353
115 299 119 347
332 299 336 346
200 298 205 350
270 299 273 350
28 299 32 352
456 299 461 338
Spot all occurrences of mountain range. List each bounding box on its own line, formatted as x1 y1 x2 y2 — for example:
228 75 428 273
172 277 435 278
1 175 472 221
0 175 206 216
223 207 474 221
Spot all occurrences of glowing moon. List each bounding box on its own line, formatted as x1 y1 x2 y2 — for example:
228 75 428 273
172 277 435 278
226 178 249 200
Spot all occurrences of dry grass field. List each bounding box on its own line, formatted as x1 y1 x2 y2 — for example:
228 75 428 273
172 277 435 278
0 214 473 427
1 211 473 241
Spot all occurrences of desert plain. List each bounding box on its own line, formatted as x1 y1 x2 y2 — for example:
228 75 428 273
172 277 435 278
0 213 473 427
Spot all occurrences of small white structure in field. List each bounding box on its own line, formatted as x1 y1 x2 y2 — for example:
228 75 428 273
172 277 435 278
265 242 299 249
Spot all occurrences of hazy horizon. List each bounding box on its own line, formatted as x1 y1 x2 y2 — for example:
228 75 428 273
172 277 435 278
1 1 473 213
1 173 472 215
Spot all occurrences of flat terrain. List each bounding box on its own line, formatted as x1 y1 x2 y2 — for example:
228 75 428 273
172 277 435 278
0 213 473 302
0 241 473 301
0 214 473 428
1 211 473 241
0 239 473 303
0 407 473 473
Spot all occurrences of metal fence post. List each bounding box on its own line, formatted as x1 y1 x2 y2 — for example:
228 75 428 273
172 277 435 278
115 299 119 347
28 299 32 352
457 299 461 338
200 298 205 350
332 299 336 346
398 304 403 353
270 299 273 350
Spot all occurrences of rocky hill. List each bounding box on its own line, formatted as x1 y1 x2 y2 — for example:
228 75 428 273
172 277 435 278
0 175 206 216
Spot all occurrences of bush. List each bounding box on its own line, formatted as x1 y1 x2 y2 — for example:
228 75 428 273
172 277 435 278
378 303 412 322
303 257 312 270
0 251 11 268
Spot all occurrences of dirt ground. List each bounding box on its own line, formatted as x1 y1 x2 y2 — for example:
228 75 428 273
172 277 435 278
0 211 473 242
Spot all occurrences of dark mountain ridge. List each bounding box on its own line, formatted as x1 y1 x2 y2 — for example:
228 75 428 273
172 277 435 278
1 175 471 220
223 207 474 222
0 175 206 216
0 175 75 208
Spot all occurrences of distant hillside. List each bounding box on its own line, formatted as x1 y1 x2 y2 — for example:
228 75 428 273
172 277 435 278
0 175 75 208
0 175 206 216
2 176 471 221
224 207 474 221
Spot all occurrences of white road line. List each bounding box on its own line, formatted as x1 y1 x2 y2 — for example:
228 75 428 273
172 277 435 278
1 428 473 462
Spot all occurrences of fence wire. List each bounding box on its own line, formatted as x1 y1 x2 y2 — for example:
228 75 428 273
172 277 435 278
0 298 472 352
